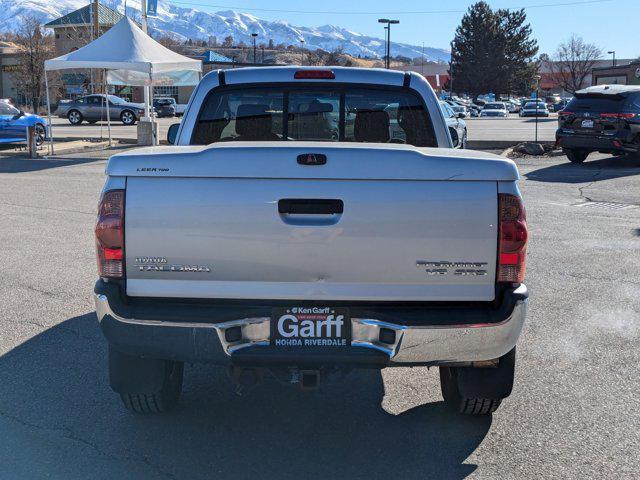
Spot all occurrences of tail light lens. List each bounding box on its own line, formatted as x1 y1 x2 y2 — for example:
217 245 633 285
600 112 636 119
95 189 124 278
497 194 528 284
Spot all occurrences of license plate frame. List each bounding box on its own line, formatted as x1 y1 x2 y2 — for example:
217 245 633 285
271 307 351 348
581 119 594 129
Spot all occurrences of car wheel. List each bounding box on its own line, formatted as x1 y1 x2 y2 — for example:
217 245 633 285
120 110 136 125
109 346 183 414
564 148 589 163
67 110 83 125
440 347 516 415
34 123 46 145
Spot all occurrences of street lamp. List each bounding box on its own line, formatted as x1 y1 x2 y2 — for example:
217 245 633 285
378 19 399 69
251 33 258 64
607 50 616 67
299 38 305 65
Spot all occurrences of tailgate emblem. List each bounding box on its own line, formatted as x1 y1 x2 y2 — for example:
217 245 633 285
297 153 327 165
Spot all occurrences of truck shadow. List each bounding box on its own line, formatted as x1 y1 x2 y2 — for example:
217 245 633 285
0 156 104 173
0 313 491 480
525 154 640 183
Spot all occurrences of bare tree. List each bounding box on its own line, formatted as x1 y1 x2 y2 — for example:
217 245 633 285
547 35 602 94
12 17 54 112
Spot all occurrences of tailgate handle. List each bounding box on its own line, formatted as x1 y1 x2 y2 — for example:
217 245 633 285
278 199 343 215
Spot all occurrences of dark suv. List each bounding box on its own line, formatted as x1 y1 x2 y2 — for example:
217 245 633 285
556 85 640 163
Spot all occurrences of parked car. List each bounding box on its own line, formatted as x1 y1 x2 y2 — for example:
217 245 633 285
556 84 640 163
95 67 528 416
468 103 482 117
54 94 147 125
440 101 468 147
0 101 47 145
480 102 509 117
153 97 176 117
519 101 550 117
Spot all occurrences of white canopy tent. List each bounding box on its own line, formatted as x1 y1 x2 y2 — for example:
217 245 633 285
44 17 202 152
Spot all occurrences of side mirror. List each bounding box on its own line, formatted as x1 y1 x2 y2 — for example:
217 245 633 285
449 127 460 148
167 123 180 144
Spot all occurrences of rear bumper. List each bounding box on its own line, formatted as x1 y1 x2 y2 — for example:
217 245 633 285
94 281 528 367
556 130 639 153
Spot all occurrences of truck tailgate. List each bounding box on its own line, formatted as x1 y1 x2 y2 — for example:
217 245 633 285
115 143 515 302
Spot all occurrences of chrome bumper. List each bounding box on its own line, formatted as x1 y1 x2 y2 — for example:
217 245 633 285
95 286 527 365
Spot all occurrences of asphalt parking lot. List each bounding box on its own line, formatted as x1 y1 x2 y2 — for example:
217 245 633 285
47 113 558 144
0 148 638 479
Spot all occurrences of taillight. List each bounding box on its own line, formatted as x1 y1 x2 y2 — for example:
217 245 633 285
294 70 335 79
497 194 528 284
558 110 574 116
600 112 636 119
95 189 124 278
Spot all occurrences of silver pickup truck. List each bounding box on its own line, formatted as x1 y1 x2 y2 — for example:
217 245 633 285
94 67 528 416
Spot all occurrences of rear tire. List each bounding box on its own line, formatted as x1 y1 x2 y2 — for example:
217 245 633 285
564 148 589 163
108 347 183 414
440 347 516 415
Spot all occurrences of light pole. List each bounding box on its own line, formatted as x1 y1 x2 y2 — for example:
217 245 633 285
534 74 541 143
251 33 258 64
607 50 616 67
378 19 399 69
299 39 305 65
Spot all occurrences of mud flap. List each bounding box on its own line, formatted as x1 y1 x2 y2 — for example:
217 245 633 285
455 347 516 399
108 345 168 394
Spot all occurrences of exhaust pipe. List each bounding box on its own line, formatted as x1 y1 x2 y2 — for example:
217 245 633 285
300 370 320 390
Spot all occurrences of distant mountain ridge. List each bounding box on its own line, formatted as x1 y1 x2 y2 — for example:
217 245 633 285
0 0 451 62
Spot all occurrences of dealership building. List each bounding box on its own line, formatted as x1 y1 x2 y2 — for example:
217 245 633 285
591 60 640 86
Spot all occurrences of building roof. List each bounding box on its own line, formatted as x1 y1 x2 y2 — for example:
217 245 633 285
199 50 234 63
45 4 124 28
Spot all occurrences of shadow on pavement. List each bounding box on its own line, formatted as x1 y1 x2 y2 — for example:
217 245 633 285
0 156 104 174
0 313 491 480
526 155 640 183
521 117 556 123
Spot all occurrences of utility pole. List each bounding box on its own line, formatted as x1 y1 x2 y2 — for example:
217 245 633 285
378 19 399 69
251 33 258 64
300 39 305 65
534 75 541 143
90 0 100 93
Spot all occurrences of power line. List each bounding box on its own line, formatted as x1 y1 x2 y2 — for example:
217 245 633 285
168 0 614 15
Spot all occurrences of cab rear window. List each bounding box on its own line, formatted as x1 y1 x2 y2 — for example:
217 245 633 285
191 85 437 147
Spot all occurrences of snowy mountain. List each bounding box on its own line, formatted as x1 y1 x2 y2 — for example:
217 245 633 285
0 0 451 62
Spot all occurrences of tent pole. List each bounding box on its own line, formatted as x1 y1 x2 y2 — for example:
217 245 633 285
44 70 54 155
104 69 112 147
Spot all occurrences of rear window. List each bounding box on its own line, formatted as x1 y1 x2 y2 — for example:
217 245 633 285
567 95 626 112
191 85 437 147
484 103 504 109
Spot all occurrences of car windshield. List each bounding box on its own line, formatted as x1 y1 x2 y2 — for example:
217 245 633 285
524 102 545 108
191 85 437 147
108 96 127 105
484 103 504 110
155 99 174 105
0 102 20 115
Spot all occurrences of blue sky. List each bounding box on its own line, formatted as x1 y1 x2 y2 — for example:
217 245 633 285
175 0 638 58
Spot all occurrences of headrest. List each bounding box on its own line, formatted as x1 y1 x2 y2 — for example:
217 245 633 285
235 104 272 137
354 110 390 143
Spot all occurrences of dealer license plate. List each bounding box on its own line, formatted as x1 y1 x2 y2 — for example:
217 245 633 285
581 119 594 128
271 307 351 348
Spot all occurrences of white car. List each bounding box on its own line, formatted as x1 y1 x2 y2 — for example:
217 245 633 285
519 101 550 117
480 102 509 117
94 67 528 416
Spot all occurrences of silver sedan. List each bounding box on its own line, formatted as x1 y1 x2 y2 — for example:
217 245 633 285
54 94 147 126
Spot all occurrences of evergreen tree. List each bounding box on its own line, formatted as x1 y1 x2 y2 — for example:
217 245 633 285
450 2 538 96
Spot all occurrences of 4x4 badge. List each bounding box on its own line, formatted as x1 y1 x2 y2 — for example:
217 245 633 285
297 153 327 165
